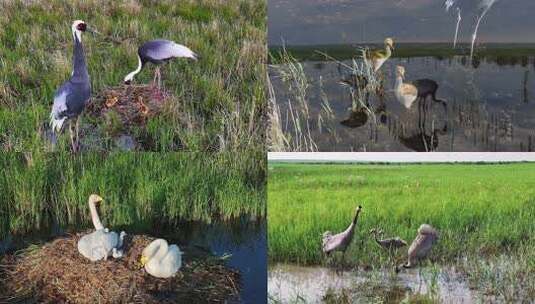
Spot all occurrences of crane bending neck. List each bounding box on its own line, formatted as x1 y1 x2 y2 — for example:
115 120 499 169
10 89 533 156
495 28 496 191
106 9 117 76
125 55 143 82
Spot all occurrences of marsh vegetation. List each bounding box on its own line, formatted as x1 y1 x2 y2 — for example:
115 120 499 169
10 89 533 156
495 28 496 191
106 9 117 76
268 163 535 302
0 0 266 152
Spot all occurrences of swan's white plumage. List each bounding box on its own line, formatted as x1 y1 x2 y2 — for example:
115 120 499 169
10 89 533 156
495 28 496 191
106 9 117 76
141 239 183 278
77 194 126 262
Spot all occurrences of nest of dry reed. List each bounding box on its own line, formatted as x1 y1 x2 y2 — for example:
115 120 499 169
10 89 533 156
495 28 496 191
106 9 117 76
86 84 172 127
0 234 240 304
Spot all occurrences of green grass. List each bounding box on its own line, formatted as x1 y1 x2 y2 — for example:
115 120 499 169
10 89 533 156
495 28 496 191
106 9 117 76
268 162 535 300
0 151 266 239
0 0 266 152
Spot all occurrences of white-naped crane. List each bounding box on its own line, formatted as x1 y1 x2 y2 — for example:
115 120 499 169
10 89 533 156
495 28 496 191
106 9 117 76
123 39 198 88
50 20 96 153
444 0 499 58
396 224 439 272
322 205 363 269
394 66 447 110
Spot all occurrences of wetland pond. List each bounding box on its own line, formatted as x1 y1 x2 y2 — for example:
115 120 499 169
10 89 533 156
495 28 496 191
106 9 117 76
270 47 535 152
0 219 267 304
268 264 480 303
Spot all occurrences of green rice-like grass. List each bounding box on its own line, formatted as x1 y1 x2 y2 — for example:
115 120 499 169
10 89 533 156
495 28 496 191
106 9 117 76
0 151 266 238
0 0 266 152
268 163 535 265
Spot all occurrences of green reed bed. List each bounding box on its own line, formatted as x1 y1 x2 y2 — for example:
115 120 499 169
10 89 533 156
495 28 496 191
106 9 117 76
0 0 266 152
268 163 535 300
0 152 266 239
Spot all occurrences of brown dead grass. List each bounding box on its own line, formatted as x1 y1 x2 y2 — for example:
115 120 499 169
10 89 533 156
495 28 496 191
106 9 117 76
0 234 240 303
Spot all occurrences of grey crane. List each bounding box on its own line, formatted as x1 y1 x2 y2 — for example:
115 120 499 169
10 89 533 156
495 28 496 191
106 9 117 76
322 205 363 267
444 0 499 58
123 39 198 88
50 20 94 152
396 224 439 272
370 228 407 268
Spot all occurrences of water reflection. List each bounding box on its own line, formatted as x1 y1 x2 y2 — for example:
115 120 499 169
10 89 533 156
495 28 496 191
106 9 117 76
0 219 267 304
271 54 535 151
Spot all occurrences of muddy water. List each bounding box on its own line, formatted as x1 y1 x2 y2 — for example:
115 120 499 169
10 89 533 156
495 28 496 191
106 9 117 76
271 55 535 152
268 264 476 303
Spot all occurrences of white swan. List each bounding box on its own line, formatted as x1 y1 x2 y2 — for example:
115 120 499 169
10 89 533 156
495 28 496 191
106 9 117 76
140 239 183 278
77 194 126 262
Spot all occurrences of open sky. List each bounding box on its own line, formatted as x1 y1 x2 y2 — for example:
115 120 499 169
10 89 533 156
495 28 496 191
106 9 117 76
268 0 535 45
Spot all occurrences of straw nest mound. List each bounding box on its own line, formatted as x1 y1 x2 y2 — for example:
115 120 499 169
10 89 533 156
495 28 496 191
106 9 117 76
0 234 240 304
86 84 173 127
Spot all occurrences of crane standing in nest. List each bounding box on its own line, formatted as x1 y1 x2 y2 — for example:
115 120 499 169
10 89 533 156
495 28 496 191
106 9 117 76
322 206 363 269
124 39 198 89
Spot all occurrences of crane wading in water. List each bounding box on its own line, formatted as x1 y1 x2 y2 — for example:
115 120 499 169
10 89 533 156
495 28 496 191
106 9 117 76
396 224 439 272
123 39 198 89
50 20 95 152
444 0 499 58
370 228 407 268
322 205 363 268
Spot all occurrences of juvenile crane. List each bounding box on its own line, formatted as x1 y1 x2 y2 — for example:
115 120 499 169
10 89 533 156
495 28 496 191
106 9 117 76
394 66 447 110
50 20 93 152
396 224 439 272
322 205 363 267
366 38 394 72
123 39 198 88
370 228 407 267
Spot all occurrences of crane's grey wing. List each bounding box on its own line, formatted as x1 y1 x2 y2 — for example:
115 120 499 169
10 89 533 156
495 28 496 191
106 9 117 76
142 39 197 61
50 82 72 132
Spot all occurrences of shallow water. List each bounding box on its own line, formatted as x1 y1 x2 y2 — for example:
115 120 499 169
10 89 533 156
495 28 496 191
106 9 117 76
268 263 476 303
0 219 267 304
271 55 535 151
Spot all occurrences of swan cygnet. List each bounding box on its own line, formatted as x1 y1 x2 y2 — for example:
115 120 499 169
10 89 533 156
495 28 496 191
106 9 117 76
77 194 126 262
140 239 184 278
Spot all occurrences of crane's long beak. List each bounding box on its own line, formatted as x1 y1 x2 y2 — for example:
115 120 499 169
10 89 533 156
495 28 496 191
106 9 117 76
86 26 101 37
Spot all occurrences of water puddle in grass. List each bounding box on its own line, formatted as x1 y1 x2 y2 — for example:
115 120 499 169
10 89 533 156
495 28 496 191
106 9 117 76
0 219 267 304
270 53 535 152
268 263 475 303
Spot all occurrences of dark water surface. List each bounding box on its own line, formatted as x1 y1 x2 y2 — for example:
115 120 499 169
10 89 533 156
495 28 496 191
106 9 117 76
0 219 267 304
271 54 535 152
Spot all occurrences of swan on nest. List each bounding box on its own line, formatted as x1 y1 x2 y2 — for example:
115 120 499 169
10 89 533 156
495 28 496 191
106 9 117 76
77 194 126 262
140 238 183 278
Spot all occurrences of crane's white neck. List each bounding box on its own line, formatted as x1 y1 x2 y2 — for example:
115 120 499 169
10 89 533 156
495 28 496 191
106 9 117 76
88 199 104 230
124 55 143 83
144 239 169 261
72 27 82 44
395 75 404 90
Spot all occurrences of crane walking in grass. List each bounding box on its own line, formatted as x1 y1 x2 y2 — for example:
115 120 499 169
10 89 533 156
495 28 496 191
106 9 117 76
123 39 198 89
50 20 94 152
366 38 394 72
444 0 499 59
396 224 439 272
322 205 363 269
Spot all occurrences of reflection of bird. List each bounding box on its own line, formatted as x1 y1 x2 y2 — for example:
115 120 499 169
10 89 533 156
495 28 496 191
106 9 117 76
444 0 499 58
50 20 94 153
397 224 438 271
394 66 447 110
141 239 183 278
124 39 198 88
78 194 126 262
341 109 368 129
370 228 407 251
322 206 363 267
366 38 394 72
